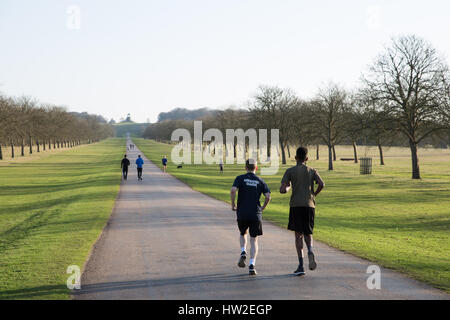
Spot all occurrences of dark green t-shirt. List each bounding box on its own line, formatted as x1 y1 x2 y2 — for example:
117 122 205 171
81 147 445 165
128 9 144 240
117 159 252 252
281 163 324 208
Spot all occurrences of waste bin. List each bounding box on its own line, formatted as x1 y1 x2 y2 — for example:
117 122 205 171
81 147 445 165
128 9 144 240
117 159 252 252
360 157 372 174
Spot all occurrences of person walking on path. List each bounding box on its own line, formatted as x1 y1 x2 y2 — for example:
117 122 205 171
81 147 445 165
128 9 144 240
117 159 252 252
230 159 271 275
162 155 168 173
280 147 325 276
219 158 224 173
121 154 130 180
136 155 144 180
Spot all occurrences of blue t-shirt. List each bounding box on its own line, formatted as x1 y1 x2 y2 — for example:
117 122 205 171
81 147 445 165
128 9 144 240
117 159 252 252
162 158 168 165
136 158 144 168
232 172 270 221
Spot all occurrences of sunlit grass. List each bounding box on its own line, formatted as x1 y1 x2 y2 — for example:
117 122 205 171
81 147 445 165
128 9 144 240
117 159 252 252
0 138 125 299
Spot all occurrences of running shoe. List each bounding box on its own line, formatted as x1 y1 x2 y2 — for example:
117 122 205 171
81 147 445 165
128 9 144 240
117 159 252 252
293 265 305 276
249 264 257 275
238 251 246 268
308 252 317 270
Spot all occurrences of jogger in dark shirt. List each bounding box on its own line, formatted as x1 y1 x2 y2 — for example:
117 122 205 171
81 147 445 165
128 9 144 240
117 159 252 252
121 155 130 180
230 159 271 275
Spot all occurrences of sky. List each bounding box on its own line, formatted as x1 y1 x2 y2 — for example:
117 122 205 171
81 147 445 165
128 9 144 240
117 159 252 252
1 0 449 123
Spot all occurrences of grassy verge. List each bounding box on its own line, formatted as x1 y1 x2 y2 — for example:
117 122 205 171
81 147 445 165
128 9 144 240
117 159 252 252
0 138 124 299
134 138 450 293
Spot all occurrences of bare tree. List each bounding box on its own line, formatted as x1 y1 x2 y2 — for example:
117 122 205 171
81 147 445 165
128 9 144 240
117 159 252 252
362 35 450 179
251 85 298 164
312 83 349 170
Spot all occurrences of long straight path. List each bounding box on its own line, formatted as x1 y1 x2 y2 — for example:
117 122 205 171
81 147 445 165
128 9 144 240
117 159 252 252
74 140 448 299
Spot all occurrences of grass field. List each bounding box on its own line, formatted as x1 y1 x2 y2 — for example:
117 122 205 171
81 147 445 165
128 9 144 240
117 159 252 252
0 144 83 165
134 138 450 293
0 138 124 299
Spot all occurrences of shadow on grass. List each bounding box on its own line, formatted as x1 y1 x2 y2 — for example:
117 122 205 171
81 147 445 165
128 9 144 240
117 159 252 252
317 214 450 233
0 284 69 300
0 176 119 196
0 190 117 215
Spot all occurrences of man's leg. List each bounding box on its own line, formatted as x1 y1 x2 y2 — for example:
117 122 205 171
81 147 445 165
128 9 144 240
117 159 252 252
294 232 305 275
248 236 259 275
304 234 313 253
304 234 317 270
249 236 258 265
240 233 247 253
238 230 247 268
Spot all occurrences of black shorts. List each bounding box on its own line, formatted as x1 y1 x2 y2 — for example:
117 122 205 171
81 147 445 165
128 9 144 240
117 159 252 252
288 207 315 235
237 220 263 237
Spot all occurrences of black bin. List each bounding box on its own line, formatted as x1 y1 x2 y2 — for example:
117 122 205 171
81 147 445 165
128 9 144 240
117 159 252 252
360 157 372 175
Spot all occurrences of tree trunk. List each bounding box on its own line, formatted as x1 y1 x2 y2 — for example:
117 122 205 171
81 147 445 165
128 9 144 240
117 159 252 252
43 141 46 151
53 140 56 149
328 145 333 170
409 141 420 179
287 144 291 158
316 144 319 160
352 141 358 163
29 136 33 154
0 145 3 160
332 145 336 161
21 140 25 156
280 140 287 165
378 144 385 165
37 140 40 152
11 141 14 158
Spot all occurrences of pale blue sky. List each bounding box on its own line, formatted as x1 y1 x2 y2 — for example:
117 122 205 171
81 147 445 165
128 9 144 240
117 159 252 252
1 0 449 122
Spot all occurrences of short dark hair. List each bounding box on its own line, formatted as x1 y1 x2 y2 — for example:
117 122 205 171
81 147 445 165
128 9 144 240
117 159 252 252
296 147 308 161
246 159 256 171
124 154 127 157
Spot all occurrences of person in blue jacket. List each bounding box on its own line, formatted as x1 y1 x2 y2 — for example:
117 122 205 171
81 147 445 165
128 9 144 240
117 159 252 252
136 155 144 180
162 155 168 173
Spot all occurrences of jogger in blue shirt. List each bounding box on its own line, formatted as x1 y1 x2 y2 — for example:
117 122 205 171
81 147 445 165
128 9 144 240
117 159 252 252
136 155 144 180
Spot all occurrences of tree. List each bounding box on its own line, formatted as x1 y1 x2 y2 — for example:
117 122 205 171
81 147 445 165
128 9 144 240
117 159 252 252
287 100 315 152
343 97 364 163
251 85 298 164
362 35 450 179
312 83 349 170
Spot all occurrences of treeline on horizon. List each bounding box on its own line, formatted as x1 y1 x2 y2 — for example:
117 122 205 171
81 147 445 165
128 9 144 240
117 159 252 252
0 95 114 160
143 35 450 179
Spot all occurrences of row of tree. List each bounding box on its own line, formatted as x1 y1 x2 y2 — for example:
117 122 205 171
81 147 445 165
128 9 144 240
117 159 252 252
0 95 114 160
144 35 450 179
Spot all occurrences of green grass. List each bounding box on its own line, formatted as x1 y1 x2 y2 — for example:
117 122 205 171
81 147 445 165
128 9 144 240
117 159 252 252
134 138 450 293
0 138 125 299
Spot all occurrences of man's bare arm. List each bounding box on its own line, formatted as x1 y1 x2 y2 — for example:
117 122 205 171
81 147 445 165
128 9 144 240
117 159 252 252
313 184 324 197
280 182 291 194
313 172 325 196
230 186 237 211
261 192 271 211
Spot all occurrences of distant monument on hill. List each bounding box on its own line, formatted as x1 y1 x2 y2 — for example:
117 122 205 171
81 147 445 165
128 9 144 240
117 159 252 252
121 113 133 123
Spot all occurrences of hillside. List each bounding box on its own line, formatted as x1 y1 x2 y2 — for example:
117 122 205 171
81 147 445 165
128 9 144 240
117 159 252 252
113 122 148 137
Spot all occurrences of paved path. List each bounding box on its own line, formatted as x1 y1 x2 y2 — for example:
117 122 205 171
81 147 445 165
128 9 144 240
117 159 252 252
74 140 448 300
